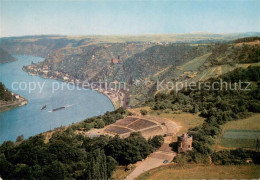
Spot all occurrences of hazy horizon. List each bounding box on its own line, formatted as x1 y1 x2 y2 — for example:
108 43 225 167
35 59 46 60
1 31 260 39
1 0 260 37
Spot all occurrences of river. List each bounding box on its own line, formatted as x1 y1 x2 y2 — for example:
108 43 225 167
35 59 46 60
0 55 114 144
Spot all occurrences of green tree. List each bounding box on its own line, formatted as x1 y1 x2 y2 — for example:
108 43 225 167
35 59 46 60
14 164 33 180
44 161 67 180
148 135 164 149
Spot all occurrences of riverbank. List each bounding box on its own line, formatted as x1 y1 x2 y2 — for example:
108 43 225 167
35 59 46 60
23 66 124 109
0 95 28 112
0 55 114 144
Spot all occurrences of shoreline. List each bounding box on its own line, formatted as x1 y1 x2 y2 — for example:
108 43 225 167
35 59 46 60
0 59 17 64
23 67 121 110
0 95 28 112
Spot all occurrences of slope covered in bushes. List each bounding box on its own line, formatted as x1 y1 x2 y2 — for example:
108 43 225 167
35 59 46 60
146 66 260 162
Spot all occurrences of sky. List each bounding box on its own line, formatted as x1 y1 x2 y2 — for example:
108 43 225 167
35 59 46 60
1 0 260 37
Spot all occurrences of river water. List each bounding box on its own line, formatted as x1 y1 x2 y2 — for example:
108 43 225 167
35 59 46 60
0 55 114 144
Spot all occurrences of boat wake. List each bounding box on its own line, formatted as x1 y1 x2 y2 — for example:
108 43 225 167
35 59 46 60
65 104 74 108
48 104 75 112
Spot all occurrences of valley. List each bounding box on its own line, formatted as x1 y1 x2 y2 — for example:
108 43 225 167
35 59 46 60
1 1 260 179
0 35 259 180
3 34 259 108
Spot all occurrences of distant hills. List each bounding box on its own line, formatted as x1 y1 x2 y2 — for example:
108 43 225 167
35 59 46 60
1 32 260 57
0 48 16 64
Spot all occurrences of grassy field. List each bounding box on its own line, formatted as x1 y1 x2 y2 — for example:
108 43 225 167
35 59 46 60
111 166 135 180
149 111 205 136
136 164 260 180
223 113 260 131
215 113 260 151
223 129 260 139
220 138 257 149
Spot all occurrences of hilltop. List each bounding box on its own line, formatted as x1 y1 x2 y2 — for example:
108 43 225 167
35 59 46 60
1 32 259 56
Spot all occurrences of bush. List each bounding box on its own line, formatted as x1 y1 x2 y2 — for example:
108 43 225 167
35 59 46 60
148 135 164 149
211 149 260 165
140 109 148 115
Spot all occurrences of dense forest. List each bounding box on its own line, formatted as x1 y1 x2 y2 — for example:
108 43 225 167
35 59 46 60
0 108 164 179
145 66 260 163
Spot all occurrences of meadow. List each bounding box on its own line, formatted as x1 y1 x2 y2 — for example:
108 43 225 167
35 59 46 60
136 164 260 180
215 113 260 150
148 111 205 136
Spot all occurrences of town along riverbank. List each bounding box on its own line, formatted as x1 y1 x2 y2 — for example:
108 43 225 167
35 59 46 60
23 64 126 109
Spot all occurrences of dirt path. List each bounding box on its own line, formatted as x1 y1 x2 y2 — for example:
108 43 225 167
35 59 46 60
125 136 176 180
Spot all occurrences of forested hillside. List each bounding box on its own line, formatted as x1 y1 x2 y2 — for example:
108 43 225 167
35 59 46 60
1 35 260 108
145 66 260 164
0 48 16 64
89 44 212 83
122 44 211 80
202 41 260 66
0 36 77 57
40 43 151 80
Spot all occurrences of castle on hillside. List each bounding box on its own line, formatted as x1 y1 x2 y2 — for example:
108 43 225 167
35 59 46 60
178 133 193 153
110 55 121 65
